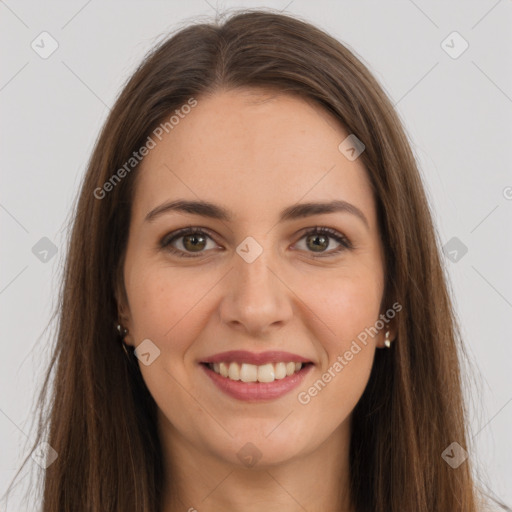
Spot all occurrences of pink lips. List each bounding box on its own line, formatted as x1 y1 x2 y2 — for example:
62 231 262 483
200 350 313 402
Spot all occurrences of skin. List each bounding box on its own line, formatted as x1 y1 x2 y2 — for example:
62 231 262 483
118 88 396 512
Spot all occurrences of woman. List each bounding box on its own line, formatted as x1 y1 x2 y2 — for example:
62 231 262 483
5 9 506 512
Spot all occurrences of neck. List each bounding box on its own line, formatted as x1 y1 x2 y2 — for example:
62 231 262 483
159 415 354 512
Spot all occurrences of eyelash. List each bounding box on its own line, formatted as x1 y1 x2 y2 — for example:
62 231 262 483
160 226 353 259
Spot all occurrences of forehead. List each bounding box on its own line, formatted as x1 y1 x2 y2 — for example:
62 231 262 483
132 88 375 227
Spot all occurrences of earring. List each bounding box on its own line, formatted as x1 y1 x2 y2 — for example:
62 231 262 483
116 323 128 338
116 323 132 358
384 330 392 348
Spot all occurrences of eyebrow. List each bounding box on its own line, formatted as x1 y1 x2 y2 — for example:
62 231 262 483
145 199 369 230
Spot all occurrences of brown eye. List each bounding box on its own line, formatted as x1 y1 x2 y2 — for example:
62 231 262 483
294 227 352 257
160 227 218 258
161 226 352 259
182 233 207 252
305 233 329 252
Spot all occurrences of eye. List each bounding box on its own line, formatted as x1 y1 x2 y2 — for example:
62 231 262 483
293 226 352 257
160 227 219 258
160 226 352 258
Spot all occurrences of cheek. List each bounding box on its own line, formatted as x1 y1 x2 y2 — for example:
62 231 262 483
293 282 379 438
126 260 217 351
306 266 383 349
296 266 382 404
126 269 168 338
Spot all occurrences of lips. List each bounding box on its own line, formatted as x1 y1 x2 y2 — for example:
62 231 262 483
200 350 313 401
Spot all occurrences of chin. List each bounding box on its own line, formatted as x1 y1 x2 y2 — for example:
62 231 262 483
202 421 313 469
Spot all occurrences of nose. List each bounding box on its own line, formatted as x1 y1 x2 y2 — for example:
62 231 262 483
218 247 294 336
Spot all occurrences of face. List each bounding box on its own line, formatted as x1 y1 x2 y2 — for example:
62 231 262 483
118 88 390 468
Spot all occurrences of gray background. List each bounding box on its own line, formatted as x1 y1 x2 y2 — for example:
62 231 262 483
1 1 511 509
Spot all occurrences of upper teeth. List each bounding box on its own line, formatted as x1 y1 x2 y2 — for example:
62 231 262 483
210 362 303 383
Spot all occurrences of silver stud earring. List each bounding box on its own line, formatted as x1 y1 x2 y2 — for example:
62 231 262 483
384 330 392 348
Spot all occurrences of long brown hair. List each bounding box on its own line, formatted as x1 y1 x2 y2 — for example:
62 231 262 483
3 8 495 511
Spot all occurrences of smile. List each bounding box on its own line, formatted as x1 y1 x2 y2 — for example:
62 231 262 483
207 361 304 383
200 351 313 401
